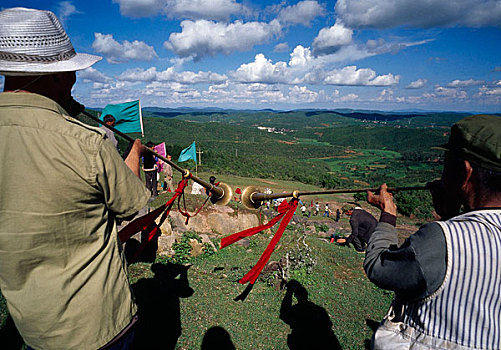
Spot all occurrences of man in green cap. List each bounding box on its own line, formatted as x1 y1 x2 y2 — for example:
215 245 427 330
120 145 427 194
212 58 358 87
364 115 501 349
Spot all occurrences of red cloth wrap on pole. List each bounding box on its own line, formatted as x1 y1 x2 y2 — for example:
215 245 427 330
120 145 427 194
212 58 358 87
220 199 298 284
118 179 189 263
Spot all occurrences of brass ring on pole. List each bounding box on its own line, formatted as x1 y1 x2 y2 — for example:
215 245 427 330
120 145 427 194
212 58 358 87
292 190 299 199
183 169 191 178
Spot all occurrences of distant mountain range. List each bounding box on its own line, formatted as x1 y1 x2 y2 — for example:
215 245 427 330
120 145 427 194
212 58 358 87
88 106 499 118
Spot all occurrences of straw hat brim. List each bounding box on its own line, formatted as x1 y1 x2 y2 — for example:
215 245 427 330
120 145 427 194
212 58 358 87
0 53 102 76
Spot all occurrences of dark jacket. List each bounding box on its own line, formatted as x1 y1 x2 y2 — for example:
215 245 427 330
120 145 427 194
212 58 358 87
347 208 377 244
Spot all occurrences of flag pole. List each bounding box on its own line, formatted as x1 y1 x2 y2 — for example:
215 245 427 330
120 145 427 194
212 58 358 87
194 140 198 176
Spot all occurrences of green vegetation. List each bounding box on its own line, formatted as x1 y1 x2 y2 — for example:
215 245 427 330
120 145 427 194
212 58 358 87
136 225 393 349
3 109 479 348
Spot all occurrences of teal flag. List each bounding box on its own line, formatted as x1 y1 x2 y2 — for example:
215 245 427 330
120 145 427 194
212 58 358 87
100 100 144 136
178 142 197 163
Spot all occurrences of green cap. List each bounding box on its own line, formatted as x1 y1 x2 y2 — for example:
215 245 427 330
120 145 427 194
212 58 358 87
434 115 501 172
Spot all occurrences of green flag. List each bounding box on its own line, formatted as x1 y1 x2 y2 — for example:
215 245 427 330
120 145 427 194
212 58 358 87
178 142 197 163
100 100 144 136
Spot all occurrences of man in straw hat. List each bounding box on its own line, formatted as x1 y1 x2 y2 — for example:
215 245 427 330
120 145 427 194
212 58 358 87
0 7 150 350
364 115 501 349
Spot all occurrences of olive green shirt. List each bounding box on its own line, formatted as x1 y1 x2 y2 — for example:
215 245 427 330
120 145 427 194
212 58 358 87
0 92 150 349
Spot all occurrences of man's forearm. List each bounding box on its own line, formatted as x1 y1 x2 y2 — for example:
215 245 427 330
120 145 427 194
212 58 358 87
124 140 143 178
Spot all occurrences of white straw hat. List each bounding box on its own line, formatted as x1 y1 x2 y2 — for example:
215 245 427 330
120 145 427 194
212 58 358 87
0 7 102 76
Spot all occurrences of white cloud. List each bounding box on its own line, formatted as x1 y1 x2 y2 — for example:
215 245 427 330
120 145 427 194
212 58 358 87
92 33 158 63
406 78 427 89
112 0 164 18
447 79 485 87
277 1 324 26
112 0 244 20
366 38 434 55
164 20 282 60
78 67 112 83
312 21 353 55
376 89 394 102
335 0 501 28
274 42 290 52
118 66 227 84
435 85 468 99
478 85 501 96
165 0 244 20
56 1 81 26
322 66 399 86
232 54 289 84
118 67 159 81
288 85 319 103
338 93 359 102
289 45 314 68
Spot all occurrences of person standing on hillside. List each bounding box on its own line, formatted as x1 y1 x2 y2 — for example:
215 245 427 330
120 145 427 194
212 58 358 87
323 203 331 217
0 7 150 350
100 114 119 150
142 141 158 198
364 115 501 349
162 154 175 192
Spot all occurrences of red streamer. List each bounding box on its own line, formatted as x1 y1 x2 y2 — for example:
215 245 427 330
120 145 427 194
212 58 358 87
220 199 298 284
118 178 189 263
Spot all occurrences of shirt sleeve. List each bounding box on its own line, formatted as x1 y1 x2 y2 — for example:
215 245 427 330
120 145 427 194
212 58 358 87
95 138 150 219
364 221 447 301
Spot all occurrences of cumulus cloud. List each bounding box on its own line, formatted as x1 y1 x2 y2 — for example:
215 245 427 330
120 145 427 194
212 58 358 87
321 66 399 86
406 78 427 89
118 66 227 84
288 85 319 103
477 85 501 96
232 54 289 84
164 20 281 60
92 33 158 63
112 0 244 20
289 45 314 68
447 79 485 87
312 21 353 55
78 67 112 83
335 0 501 29
277 1 324 26
435 85 468 99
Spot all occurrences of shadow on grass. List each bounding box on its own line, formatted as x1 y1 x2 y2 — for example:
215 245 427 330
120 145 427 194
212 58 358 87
364 318 380 349
201 326 236 350
132 262 194 349
280 280 342 350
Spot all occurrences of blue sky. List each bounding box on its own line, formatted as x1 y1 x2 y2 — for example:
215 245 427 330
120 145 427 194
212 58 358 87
2 0 501 112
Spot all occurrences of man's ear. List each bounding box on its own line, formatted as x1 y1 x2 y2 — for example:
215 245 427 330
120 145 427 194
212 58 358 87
461 159 474 191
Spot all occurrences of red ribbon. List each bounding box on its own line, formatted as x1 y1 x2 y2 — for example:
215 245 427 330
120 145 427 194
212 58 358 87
220 199 298 285
118 178 189 263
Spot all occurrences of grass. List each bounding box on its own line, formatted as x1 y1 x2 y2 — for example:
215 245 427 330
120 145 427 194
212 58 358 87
127 226 393 349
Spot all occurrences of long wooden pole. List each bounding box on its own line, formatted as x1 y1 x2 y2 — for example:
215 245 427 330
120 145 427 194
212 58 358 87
251 186 428 202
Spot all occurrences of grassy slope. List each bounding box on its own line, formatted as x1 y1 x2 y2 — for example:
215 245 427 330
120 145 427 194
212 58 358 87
129 227 393 350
